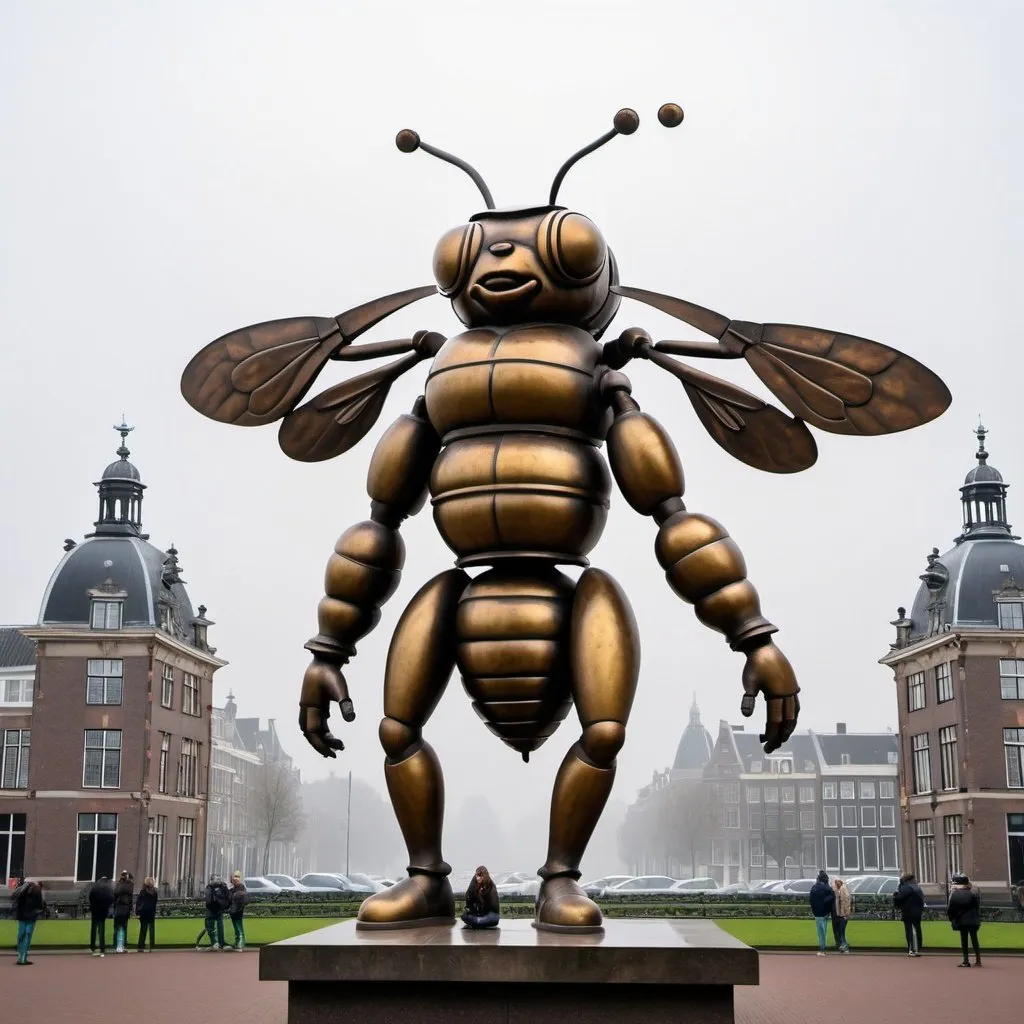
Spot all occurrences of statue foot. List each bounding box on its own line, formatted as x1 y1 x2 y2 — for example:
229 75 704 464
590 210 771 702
355 872 455 930
533 876 604 934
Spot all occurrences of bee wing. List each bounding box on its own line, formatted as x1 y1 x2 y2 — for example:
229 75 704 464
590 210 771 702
646 349 817 474
729 322 952 436
278 352 426 462
180 286 436 427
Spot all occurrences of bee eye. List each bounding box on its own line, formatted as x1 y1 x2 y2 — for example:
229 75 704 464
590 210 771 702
539 212 607 284
433 223 482 297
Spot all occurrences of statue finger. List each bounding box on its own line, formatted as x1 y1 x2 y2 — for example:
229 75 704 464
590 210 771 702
740 692 757 718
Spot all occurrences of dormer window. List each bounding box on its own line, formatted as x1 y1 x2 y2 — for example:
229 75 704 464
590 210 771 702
90 600 122 630
841 753 851 765
750 760 762 773
159 603 173 633
997 601 1023 630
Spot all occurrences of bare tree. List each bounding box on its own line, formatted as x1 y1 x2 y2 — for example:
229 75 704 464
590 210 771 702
662 782 715 877
252 760 305 875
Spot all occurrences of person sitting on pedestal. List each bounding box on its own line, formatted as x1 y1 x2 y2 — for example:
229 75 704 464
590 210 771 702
461 866 500 929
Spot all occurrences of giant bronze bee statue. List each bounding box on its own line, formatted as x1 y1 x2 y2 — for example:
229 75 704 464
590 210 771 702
181 103 950 933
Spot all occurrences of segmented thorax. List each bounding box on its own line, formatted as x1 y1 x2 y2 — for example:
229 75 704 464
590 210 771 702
424 324 612 568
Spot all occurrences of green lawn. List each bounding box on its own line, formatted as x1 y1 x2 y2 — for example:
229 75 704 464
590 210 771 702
3 916 1022 951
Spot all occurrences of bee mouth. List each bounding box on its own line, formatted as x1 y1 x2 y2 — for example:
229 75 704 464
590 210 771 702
471 272 540 306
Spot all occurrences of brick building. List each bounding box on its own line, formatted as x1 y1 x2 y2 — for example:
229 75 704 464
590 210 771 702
881 424 1024 897
0 424 226 892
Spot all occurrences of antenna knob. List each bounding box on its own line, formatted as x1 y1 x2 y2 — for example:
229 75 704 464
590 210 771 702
657 103 684 128
395 129 420 153
613 108 640 135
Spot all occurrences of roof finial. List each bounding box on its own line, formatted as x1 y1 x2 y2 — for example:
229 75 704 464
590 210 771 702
113 418 134 461
975 417 988 464
689 692 701 724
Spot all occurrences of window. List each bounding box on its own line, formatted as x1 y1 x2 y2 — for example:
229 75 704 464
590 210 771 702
799 786 814 803
1 678 32 707
147 815 166 883
90 600 122 630
939 726 959 790
725 807 740 828
881 835 898 870
823 806 838 829
176 818 195 894
842 835 859 870
1 730 30 789
880 805 896 829
841 806 857 829
840 753 851 766
1000 659 1024 700
824 835 840 871
764 785 779 803
783 811 797 830
158 733 170 794
862 836 879 870
800 809 814 831
0 813 27 883
861 805 877 828
86 659 123 706
822 782 837 800
750 760 763 773
887 751 898 764
907 670 926 711
912 733 932 794
779 759 792 774
711 840 724 865
765 811 779 831
936 662 954 703
879 780 895 800
859 781 876 800
749 811 762 831
750 839 764 867
76 813 117 882
1005 728 1024 788
944 815 963 878
915 819 936 883
781 786 795 804
747 786 761 803
182 673 201 717
161 664 174 709
724 783 740 803
998 602 1024 630
83 730 121 788
840 781 855 800
801 838 816 866
178 738 199 797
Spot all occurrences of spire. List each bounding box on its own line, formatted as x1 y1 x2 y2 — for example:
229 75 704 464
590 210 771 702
957 419 1016 542
689 692 701 726
88 421 148 539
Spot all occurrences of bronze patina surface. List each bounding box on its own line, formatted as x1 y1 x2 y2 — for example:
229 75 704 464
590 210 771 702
181 103 951 934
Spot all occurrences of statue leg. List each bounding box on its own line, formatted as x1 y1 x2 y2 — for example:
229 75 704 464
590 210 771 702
355 568 469 930
535 568 640 932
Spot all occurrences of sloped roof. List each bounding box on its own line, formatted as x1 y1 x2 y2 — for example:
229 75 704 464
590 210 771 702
0 627 36 668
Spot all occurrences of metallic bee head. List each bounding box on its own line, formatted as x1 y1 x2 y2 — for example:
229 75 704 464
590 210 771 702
396 104 684 340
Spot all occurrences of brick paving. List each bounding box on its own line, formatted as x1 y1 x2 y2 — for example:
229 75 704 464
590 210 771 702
1 948 1017 1022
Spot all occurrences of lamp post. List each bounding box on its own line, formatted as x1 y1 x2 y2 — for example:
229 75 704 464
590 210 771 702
345 770 352 876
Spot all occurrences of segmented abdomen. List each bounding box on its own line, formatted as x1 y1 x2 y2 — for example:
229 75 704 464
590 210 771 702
455 567 575 759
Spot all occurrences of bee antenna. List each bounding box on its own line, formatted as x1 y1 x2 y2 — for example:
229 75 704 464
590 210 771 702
548 108 640 206
395 130 495 210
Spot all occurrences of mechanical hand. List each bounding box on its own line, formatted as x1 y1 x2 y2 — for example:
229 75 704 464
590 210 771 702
299 657 356 758
739 639 800 753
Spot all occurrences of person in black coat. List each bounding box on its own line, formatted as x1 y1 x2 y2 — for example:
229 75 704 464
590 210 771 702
947 873 982 967
112 870 134 953
808 870 835 955
461 866 500 929
88 877 114 957
12 879 46 965
135 876 159 952
893 872 926 956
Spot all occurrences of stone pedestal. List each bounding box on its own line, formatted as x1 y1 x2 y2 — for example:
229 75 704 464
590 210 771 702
259 918 758 1024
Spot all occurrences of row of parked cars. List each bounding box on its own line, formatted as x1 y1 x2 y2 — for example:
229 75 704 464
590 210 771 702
240 873 397 895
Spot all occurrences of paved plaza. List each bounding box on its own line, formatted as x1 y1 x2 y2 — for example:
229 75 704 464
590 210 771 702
1 947 1017 1023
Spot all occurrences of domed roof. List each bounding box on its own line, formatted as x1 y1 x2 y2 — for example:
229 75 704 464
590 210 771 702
673 695 714 773
102 458 141 481
38 536 197 643
964 462 1003 485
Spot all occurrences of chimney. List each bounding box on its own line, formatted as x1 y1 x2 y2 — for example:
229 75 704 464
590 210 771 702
836 722 847 735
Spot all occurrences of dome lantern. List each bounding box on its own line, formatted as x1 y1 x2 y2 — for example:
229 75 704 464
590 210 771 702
89 420 148 539
957 420 1013 542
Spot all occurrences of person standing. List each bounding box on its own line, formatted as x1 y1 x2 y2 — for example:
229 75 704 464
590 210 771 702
88 876 114 957
947 873 982 967
228 872 249 950
893 872 925 957
461 866 501 929
112 870 134 953
808 870 835 956
135 877 159 952
201 875 230 951
831 877 852 953
12 879 46 966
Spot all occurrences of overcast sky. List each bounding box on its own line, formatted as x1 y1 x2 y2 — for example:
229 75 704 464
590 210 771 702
2 1 1022 864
